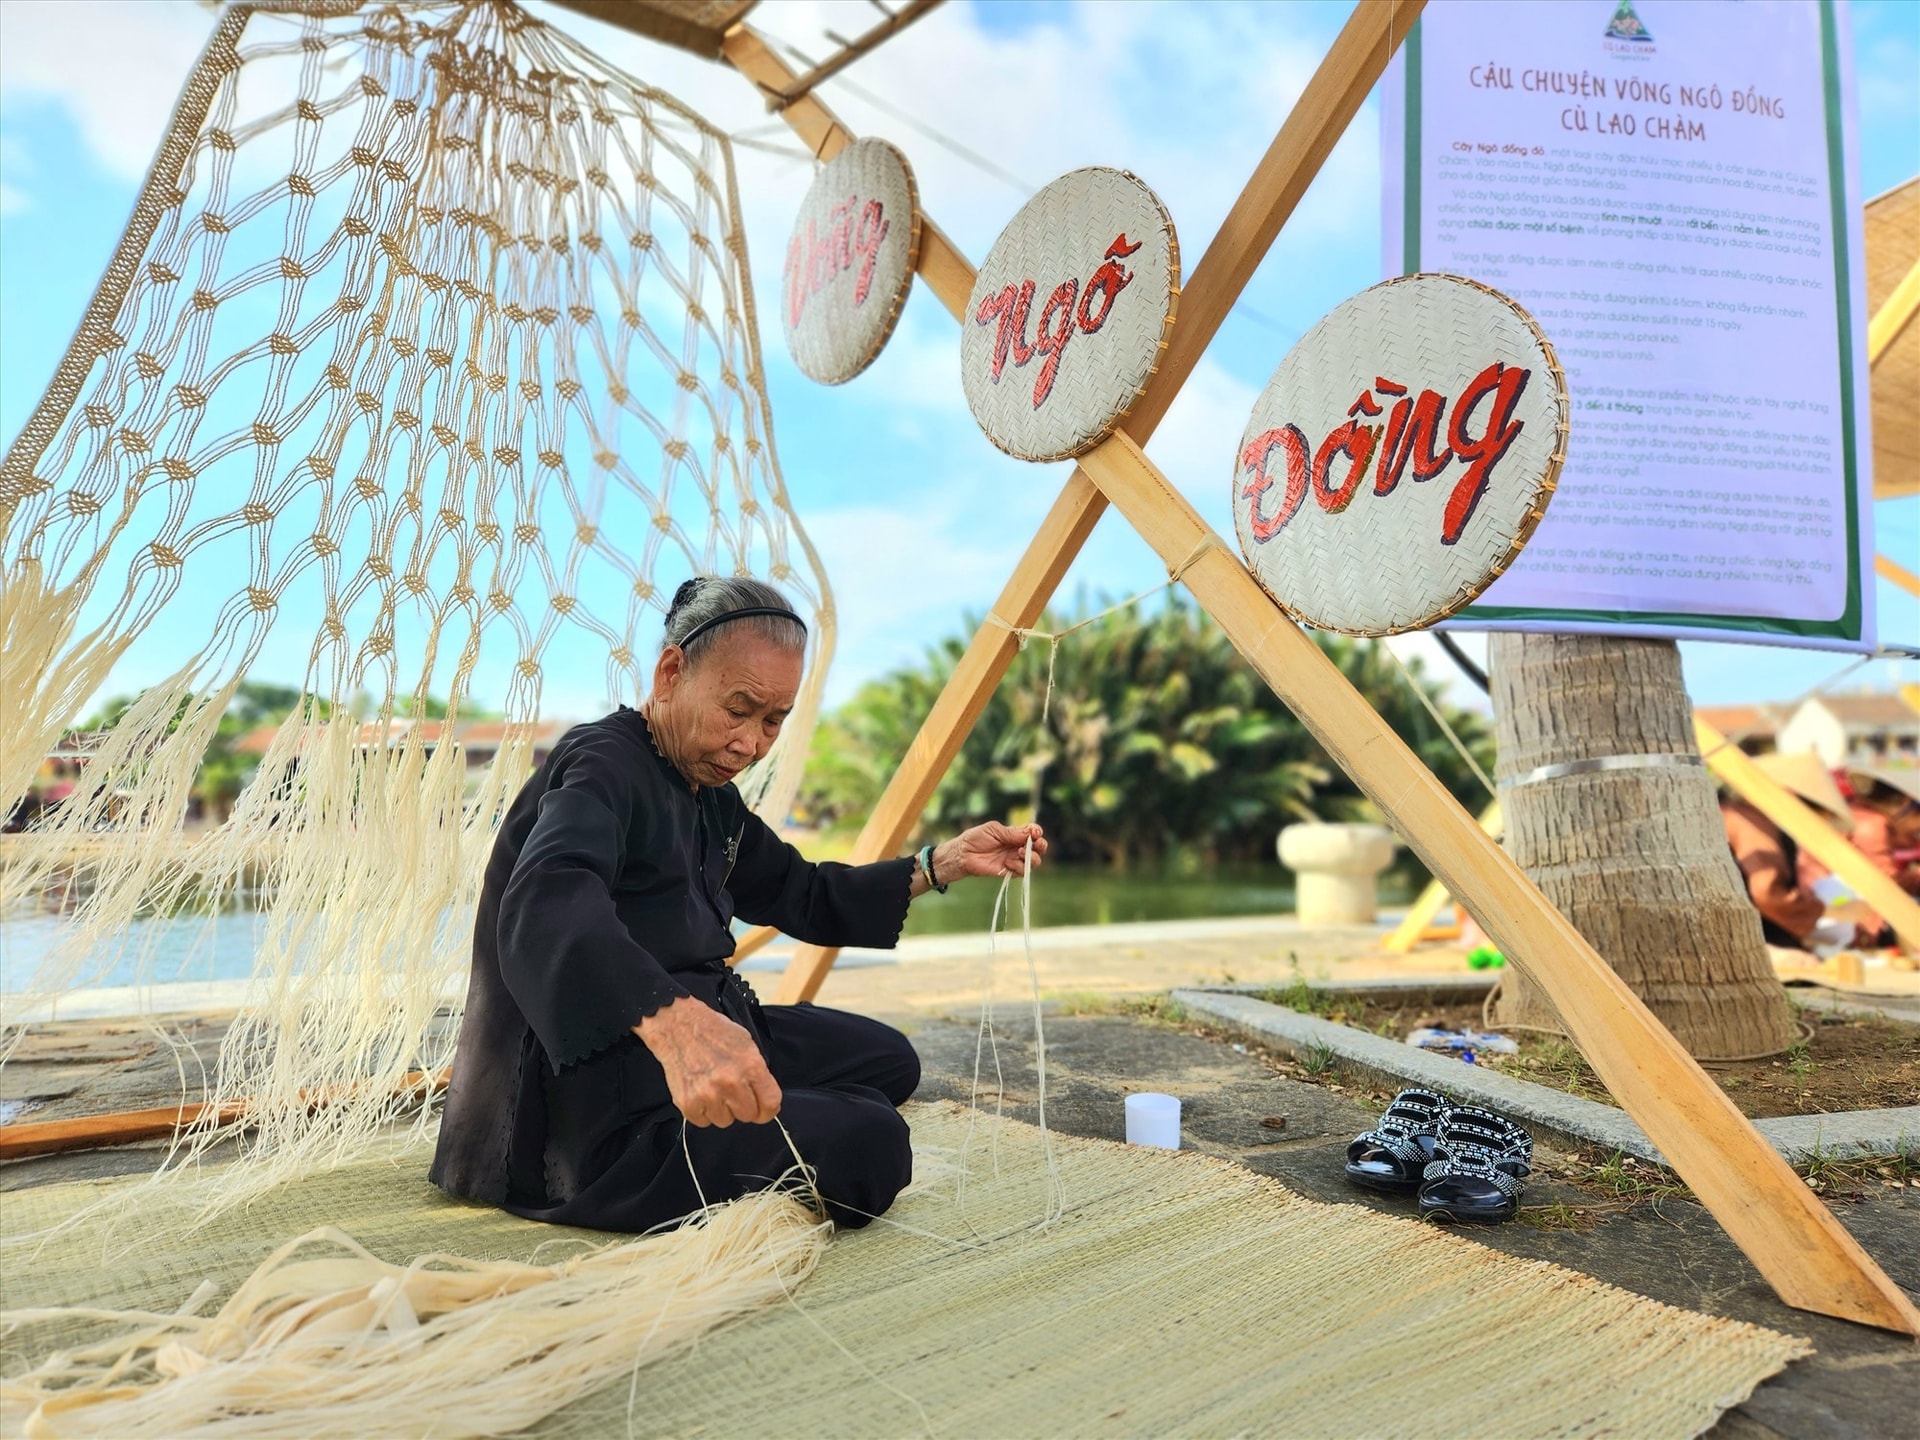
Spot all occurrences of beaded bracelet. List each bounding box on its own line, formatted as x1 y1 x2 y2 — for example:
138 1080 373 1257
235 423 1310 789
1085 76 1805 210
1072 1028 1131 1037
917 843 949 895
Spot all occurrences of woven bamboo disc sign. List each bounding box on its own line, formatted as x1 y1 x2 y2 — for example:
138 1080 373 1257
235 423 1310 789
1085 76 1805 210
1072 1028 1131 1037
782 138 921 385
1231 273 1569 635
961 167 1179 461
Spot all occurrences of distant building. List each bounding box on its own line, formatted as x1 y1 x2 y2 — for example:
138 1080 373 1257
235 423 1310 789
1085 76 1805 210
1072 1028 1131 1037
1692 704 1790 755
1775 692 1920 770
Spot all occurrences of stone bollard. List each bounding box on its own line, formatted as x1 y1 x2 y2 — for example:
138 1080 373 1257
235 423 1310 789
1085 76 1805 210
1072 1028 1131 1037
1277 823 1398 926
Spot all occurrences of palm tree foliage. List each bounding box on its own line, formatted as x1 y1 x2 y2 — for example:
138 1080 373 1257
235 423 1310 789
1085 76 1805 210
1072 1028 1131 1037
800 597 1494 866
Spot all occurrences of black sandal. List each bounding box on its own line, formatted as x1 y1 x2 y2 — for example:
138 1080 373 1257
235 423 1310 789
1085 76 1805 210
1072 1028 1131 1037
1417 1105 1532 1223
1344 1088 1448 1193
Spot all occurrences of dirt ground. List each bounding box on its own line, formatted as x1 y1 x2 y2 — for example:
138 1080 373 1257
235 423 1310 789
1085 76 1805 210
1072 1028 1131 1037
1243 983 1920 1120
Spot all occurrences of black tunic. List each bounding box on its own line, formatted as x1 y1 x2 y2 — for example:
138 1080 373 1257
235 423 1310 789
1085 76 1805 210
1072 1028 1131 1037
430 706 916 1217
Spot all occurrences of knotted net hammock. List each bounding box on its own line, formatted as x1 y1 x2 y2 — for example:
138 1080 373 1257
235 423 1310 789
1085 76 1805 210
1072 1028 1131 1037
0 0 832 1199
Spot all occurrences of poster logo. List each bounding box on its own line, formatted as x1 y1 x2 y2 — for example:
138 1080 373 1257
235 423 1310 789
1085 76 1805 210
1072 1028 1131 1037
1603 1 1652 42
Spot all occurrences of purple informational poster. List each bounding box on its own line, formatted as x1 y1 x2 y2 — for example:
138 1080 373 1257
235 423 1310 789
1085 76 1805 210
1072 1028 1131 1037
1383 0 1876 651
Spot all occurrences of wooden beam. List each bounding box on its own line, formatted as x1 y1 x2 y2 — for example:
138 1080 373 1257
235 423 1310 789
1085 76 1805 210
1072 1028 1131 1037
0 1101 245 1161
1125 0 1423 439
729 1 1426 1002
1077 429 1919 1336
773 473 1107 1000
758 0 945 110
721 26 856 161
546 0 759 59
718 1 1920 1335
1697 717 1920 954
720 25 974 322
1383 801 1501 952
1876 551 1920 599
1868 253 1920 365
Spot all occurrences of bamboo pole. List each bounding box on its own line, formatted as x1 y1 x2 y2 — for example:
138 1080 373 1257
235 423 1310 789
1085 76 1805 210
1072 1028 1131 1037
1696 717 1920 954
1867 253 1920 364
722 0 1425 1004
1077 430 1919 1336
1876 551 1919 599
1383 801 1501 952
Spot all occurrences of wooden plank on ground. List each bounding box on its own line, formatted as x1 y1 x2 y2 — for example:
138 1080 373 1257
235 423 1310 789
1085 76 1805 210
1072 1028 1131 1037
0 1070 450 1161
1076 429 1920 1337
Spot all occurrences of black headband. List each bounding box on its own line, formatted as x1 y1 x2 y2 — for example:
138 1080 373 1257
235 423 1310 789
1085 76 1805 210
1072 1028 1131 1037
673 605 807 653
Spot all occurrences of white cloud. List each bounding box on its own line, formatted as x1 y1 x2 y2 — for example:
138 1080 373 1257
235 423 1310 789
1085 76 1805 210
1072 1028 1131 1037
0 0 214 180
803 497 1049 701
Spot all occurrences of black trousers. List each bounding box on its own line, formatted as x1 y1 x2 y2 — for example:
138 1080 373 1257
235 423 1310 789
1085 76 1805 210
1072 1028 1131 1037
516 969 920 1234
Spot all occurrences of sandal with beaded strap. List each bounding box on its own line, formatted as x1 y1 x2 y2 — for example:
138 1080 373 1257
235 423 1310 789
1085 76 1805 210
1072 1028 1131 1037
1418 1105 1533 1224
1344 1087 1448 1193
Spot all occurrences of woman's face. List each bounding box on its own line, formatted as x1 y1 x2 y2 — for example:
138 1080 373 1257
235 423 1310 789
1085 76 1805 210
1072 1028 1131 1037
650 632 803 788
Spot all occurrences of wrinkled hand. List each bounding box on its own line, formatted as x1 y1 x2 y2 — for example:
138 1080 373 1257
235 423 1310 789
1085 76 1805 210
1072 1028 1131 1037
636 997 782 1127
939 821 1048 883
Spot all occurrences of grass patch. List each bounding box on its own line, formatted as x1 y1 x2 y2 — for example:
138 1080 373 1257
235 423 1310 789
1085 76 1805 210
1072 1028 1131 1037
1046 991 1188 1026
1494 1039 1608 1102
1512 1201 1599 1233
1795 1136 1917 1201
1298 1039 1338 1076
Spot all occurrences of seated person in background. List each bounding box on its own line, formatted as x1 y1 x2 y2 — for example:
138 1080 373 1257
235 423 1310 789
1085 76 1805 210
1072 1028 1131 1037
1799 767 1920 947
1719 752 1856 951
431 576 1047 1233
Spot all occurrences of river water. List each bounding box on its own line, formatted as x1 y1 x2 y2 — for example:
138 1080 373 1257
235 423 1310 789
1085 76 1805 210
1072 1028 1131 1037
1 862 1417 995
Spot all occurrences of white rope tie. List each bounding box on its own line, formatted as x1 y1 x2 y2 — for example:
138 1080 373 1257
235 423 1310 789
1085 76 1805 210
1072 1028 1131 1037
1384 642 1498 802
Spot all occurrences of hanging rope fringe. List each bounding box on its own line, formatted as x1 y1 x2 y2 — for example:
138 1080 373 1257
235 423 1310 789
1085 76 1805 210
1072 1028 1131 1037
0 0 834 1220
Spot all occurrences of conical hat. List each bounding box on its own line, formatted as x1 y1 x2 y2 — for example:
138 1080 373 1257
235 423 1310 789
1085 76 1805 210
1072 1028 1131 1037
1847 766 1920 805
1755 751 1854 829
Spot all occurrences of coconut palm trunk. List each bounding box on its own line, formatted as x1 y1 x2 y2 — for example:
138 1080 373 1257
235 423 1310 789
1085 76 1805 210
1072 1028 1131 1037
1488 633 1796 1060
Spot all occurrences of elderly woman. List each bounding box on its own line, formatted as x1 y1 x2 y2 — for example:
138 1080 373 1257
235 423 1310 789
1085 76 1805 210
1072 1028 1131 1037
431 577 1044 1232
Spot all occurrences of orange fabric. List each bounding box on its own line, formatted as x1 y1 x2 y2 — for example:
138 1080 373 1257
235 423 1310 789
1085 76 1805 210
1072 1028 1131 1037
1722 799 1823 943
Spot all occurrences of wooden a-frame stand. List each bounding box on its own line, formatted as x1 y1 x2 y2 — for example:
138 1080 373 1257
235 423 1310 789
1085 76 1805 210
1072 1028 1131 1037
719 2 1919 1335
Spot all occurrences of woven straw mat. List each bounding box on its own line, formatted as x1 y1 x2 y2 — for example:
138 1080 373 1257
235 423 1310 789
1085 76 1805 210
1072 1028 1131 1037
962 167 1178 462
1 1102 1805 1438
1232 273 1567 635
782 137 920 386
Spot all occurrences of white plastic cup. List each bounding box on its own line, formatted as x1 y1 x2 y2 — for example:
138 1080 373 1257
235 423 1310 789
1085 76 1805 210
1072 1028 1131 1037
1125 1092 1181 1150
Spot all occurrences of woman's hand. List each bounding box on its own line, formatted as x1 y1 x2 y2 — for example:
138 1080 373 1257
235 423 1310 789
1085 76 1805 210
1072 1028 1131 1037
933 821 1048 886
636 997 782 1127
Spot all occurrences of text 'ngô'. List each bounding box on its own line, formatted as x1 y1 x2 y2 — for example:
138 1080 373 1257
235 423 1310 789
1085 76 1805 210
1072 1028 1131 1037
1240 363 1533 547
973 233 1141 409
785 193 891 328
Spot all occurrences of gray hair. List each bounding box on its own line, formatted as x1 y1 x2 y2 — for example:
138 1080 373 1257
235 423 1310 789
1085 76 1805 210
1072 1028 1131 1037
663 576 808 667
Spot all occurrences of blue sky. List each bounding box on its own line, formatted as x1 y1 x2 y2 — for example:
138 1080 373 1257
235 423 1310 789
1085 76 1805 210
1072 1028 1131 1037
1 0 1914 722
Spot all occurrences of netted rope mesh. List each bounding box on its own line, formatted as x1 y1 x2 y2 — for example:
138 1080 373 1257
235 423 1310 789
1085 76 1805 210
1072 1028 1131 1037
0 0 834 1207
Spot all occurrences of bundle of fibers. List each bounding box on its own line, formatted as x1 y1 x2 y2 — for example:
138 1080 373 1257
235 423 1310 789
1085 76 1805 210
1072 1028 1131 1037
0 1191 827 1438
